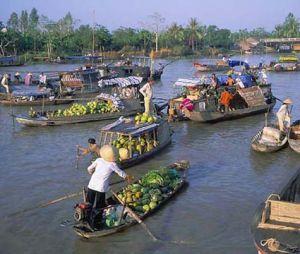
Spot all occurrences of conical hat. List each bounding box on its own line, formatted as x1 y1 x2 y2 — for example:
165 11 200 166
283 98 293 104
100 145 118 162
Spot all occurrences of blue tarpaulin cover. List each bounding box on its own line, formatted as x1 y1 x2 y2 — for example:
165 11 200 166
228 60 250 69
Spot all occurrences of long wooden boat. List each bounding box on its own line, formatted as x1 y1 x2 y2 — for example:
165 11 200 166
288 120 300 154
251 127 288 153
187 97 276 123
15 99 143 127
73 160 189 239
251 169 300 254
99 117 172 168
0 94 74 106
193 62 230 72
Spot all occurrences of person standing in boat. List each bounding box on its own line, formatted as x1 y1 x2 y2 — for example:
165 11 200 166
14 72 21 85
139 78 154 114
277 98 293 132
211 73 220 89
39 72 47 87
86 145 131 209
226 75 235 86
24 72 33 86
1 73 10 94
219 87 233 112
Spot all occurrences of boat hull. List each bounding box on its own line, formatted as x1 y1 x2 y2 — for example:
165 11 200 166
188 101 276 123
74 179 188 239
288 120 300 154
251 129 288 153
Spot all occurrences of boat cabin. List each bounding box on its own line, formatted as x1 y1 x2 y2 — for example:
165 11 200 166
98 117 172 168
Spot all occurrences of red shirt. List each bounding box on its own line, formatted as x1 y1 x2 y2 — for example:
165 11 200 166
180 98 194 111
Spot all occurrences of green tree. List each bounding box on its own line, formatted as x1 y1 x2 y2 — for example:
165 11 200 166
20 10 29 34
7 12 19 31
29 8 39 31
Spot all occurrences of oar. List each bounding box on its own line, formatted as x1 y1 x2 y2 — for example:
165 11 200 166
111 190 158 242
75 146 80 169
6 179 126 218
273 96 283 103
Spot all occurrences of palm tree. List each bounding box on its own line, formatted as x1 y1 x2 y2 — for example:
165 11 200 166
187 18 199 51
167 22 184 46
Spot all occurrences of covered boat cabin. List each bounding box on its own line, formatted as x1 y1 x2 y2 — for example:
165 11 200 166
98 117 172 168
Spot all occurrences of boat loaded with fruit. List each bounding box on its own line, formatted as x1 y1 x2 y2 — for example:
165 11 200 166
15 77 144 127
98 113 172 168
73 160 189 239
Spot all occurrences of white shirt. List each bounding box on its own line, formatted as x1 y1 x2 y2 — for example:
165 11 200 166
277 104 288 117
139 82 153 98
87 158 127 192
39 74 47 84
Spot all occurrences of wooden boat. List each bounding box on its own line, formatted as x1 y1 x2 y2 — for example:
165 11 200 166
251 126 288 153
251 169 300 253
288 120 300 154
0 94 74 106
15 99 143 127
73 160 189 239
193 62 230 72
186 85 276 123
99 117 172 168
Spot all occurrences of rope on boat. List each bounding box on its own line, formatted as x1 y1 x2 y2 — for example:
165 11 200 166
260 238 299 253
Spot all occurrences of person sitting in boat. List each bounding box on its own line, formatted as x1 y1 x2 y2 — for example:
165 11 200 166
226 75 235 86
24 72 33 86
86 145 132 210
139 78 154 115
78 138 101 159
219 87 233 112
179 94 194 112
276 98 293 132
1 73 10 94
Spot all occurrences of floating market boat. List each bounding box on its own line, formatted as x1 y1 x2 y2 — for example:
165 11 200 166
288 120 300 154
98 115 172 168
0 55 24 67
15 77 144 127
193 62 230 72
251 126 288 153
267 55 300 72
73 160 189 239
97 56 164 81
168 74 275 123
251 169 300 254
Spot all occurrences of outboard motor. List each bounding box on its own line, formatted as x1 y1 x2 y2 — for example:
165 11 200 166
74 202 92 222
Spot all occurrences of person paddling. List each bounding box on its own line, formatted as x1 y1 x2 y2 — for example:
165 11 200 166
77 138 100 158
276 98 293 131
86 145 132 209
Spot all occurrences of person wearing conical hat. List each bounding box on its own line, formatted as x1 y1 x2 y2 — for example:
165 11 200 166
277 98 293 131
86 144 132 210
14 72 21 84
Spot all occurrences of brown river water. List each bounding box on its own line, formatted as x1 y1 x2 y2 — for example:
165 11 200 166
0 55 300 254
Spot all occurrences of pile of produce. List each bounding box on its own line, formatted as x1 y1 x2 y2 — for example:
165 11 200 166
134 113 157 125
117 167 182 214
28 100 120 118
112 135 158 160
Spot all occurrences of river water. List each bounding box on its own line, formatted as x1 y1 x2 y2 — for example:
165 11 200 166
1 55 300 254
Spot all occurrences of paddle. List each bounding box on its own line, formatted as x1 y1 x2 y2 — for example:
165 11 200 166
111 190 159 241
6 179 126 218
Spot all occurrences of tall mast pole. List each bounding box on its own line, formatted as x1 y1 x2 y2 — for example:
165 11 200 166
92 10 95 58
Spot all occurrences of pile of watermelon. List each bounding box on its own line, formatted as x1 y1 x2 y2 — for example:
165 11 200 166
117 167 182 214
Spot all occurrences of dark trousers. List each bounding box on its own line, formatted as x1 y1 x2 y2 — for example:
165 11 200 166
86 188 106 209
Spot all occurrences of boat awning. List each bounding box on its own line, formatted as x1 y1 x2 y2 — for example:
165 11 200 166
217 74 255 88
98 76 143 88
174 78 204 87
101 117 159 136
228 60 250 70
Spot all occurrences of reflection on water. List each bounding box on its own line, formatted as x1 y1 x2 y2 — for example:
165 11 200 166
1 55 300 254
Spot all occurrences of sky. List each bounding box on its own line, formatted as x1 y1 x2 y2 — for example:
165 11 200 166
1 0 300 31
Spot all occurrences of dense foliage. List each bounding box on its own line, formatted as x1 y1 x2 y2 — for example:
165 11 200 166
1 9 299 58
